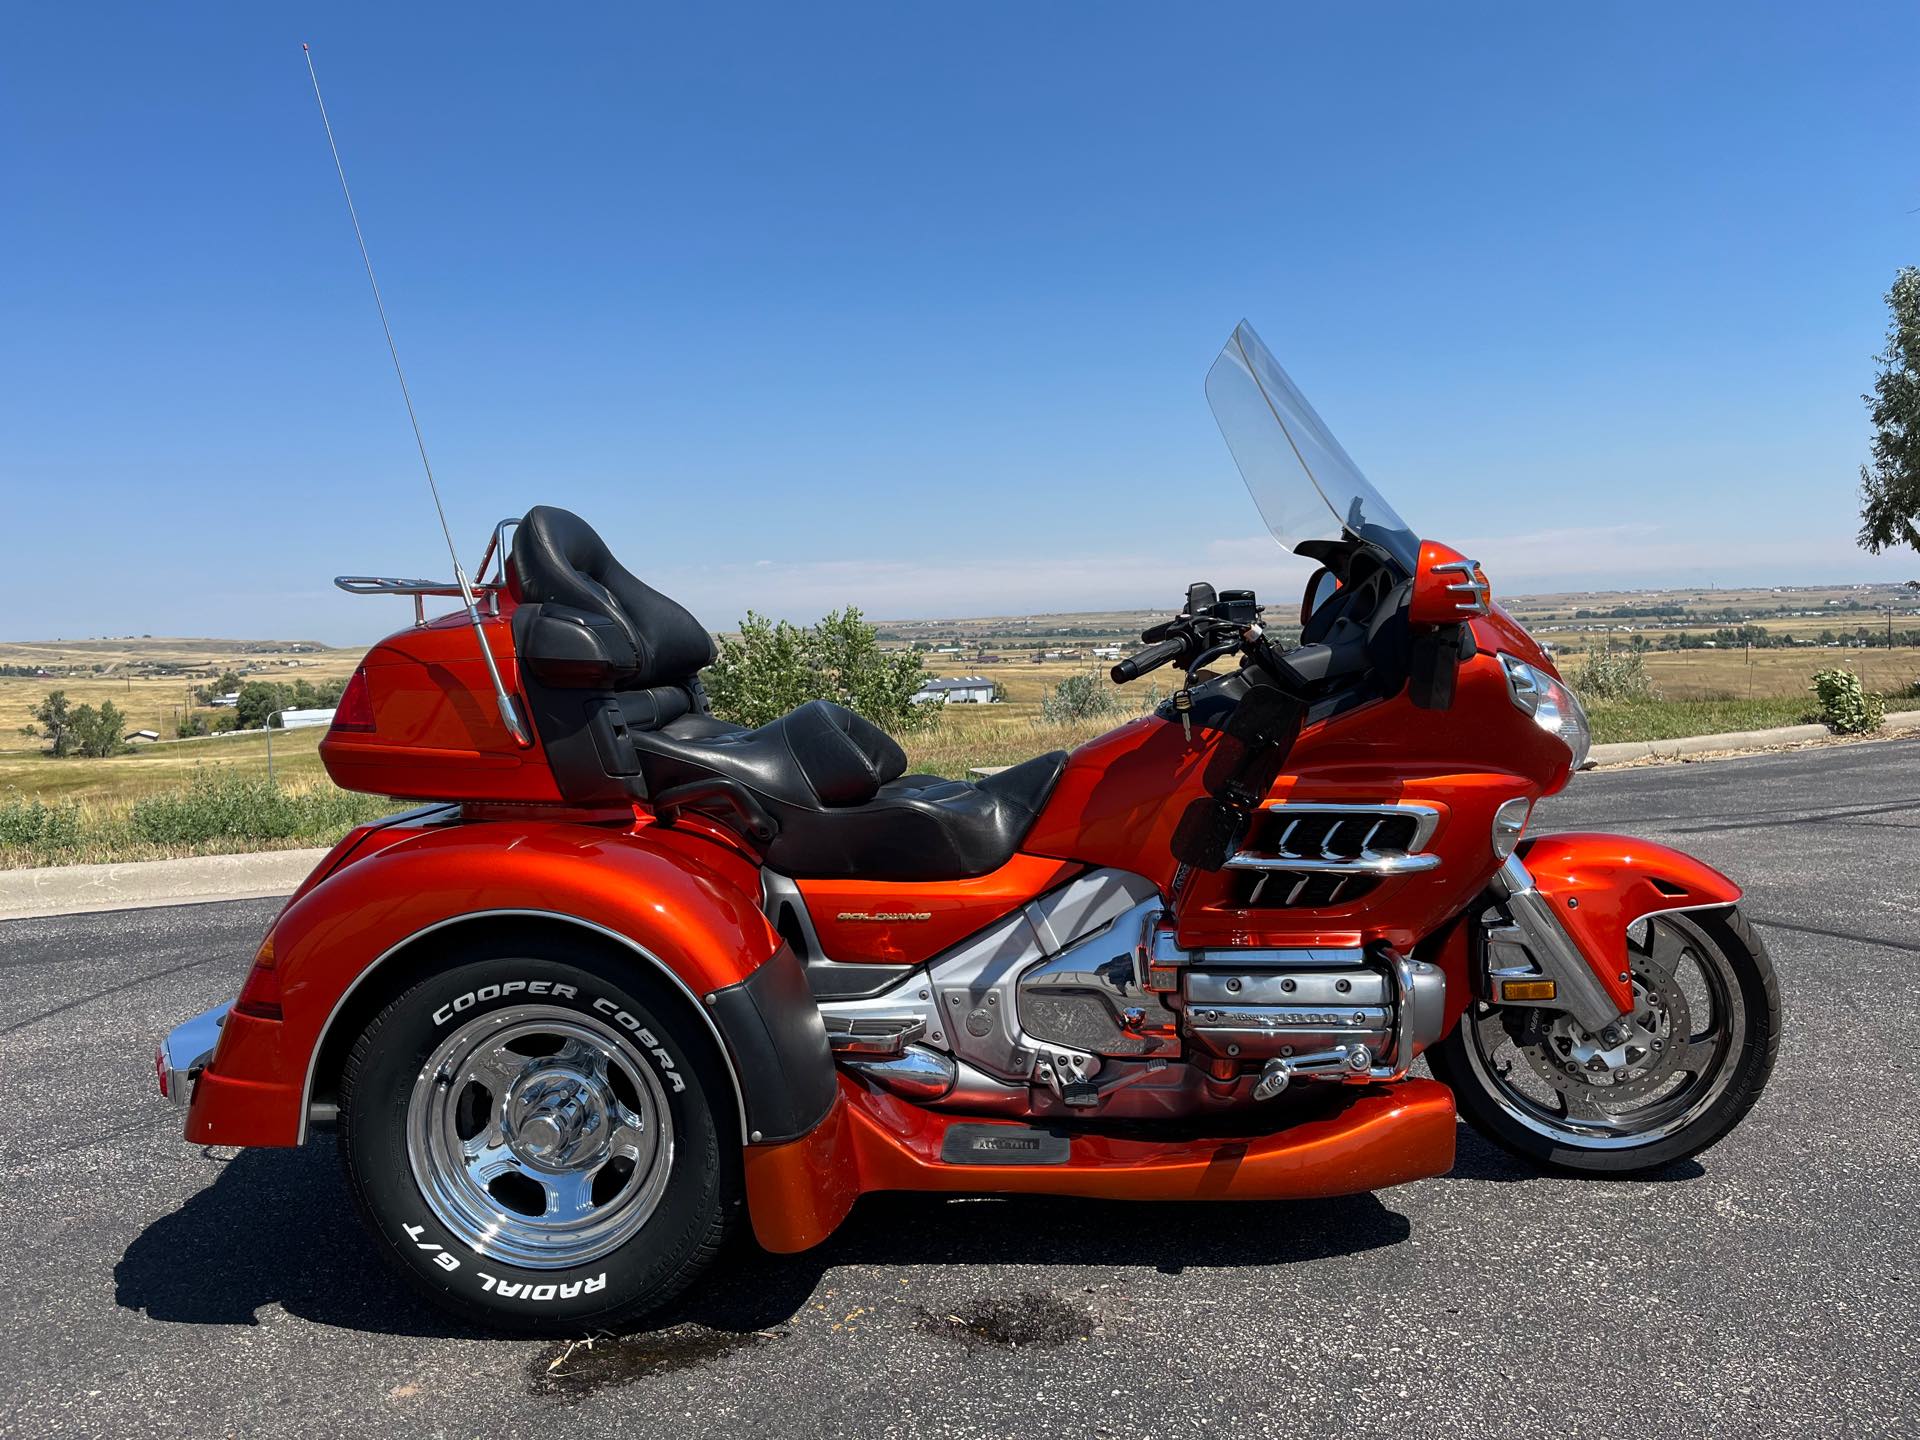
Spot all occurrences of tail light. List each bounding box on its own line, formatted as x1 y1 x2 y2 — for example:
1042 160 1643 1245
234 937 283 1021
331 666 376 733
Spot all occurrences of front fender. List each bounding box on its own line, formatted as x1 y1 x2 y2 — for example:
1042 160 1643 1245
1513 831 1743 1017
186 817 817 1148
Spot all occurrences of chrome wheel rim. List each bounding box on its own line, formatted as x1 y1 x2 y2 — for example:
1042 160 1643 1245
406 1004 674 1269
1462 913 1746 1151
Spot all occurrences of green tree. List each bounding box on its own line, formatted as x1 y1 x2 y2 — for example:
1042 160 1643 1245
1859 266 1920 560
806 607 934 732
22 691 75 756
67 700 129 757
702 608 935 734
236 681 294 730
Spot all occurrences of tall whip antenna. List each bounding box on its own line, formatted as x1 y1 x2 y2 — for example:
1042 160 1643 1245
301 42 531 746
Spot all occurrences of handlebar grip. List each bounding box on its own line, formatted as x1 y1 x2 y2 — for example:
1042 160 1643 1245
1111 637 1185 683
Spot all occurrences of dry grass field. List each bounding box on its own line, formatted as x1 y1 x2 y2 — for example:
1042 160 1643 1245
0 637 362 743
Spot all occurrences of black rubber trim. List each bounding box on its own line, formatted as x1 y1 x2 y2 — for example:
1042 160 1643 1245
706 942 837 1145
939 1124 1072 1166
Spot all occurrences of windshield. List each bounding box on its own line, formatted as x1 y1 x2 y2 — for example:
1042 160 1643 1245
1205 321 1420 572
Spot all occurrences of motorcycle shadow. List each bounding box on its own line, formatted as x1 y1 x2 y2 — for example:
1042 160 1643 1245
116 1137 1418 1339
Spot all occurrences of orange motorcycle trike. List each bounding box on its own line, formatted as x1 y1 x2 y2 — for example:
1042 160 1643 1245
156 324 1780 1332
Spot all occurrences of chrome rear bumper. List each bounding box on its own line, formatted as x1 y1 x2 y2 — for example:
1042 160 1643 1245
156 1003 230 1109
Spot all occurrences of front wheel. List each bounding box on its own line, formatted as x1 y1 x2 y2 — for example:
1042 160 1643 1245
337 932 737 1334
1428 907 1780 1175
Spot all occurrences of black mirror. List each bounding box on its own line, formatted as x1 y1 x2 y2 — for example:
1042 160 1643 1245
1301 568 1339 624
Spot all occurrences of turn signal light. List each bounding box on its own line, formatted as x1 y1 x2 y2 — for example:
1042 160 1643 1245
330 666 376 733
234 937 283 1021
1500 979 1557 1002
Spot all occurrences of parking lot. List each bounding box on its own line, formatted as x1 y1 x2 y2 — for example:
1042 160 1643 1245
4 740 1917 1438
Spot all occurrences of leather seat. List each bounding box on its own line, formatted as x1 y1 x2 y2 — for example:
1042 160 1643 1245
508 506 1069 880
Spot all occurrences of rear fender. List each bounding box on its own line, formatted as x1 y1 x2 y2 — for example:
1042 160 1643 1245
1508 831 1743 1022
187 817 833 1150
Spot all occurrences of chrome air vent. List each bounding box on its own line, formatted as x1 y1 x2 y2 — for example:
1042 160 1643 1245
1225 803 1440 909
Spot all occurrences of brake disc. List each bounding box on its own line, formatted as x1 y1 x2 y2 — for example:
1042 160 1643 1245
1517 961 1693 1103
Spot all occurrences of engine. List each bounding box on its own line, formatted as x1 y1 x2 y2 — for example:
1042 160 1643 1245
816 868 1446 1118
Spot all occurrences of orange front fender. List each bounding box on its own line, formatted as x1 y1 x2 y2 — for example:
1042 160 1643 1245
1515 831 1743 1014
187 815 780 1148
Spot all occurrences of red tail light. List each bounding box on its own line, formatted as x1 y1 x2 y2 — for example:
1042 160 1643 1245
331 666 376 733
234 937 283 1021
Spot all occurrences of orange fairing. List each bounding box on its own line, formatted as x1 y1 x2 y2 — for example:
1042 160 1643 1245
1517 832 1743 1012
796 854 1081 966
184 814 776 1148
742 1077 1457 1253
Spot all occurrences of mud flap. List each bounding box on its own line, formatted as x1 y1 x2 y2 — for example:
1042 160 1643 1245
706 942 837 1144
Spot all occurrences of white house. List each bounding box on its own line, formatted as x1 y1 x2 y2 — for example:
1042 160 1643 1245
911 676 997 705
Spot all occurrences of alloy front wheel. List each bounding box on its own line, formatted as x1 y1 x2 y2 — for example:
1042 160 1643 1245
1429 907 1780 1174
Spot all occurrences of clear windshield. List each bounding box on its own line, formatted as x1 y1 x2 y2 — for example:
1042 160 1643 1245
1205 321 1420 572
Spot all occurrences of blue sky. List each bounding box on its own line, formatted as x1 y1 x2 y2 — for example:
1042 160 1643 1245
4 4 1917 645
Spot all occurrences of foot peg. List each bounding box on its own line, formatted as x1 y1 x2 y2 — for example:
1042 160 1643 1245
1252 1044 1373 1101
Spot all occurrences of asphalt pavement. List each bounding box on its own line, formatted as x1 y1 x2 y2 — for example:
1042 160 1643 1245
3 739 1917 1438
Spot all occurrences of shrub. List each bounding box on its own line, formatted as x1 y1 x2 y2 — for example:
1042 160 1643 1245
1042 669 1119 724
0 798 85 855
129 773 387 845
1577 645 1659 702
704 608 936 734
1810 668 1884 735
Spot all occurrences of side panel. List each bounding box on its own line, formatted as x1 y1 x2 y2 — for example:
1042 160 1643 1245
1516 831 1743 1012
186 818 779 1148
795 854 1081 966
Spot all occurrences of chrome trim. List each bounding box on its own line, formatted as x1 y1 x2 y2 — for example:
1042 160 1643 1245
1432 558 1491 614
1491 796 1531 861
825 1014 927 1057
1225 802 1442 878
333 575 503 598
840 1043 956 1100
298 910 750 1145
159 1002 230 1108
1257 801 1441 850
1485 856 1627 1031
1224 852 1440 876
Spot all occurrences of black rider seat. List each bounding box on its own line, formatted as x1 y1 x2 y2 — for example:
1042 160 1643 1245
507 506 1068 881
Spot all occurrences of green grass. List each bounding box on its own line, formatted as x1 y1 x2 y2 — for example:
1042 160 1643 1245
1588 691 1919 745
0 771 393 869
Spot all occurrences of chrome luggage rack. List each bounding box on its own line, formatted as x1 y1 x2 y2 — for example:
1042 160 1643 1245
334 518 519 626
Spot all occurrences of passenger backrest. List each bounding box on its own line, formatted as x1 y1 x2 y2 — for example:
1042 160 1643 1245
509 505 715 687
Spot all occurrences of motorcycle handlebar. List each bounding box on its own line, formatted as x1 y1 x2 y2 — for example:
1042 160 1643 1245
1111 637 1186 684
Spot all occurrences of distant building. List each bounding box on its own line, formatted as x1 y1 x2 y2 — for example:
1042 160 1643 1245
278 708 337 730
210 693 240 708
911 676 997 706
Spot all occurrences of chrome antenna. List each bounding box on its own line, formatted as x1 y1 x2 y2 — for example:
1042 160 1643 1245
301 43 531 747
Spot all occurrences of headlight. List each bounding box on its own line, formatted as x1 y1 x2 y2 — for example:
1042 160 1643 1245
1501 654 1591 770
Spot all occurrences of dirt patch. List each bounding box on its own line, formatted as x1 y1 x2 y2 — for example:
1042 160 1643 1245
917 1288 1096 1350
527 1325 769 1402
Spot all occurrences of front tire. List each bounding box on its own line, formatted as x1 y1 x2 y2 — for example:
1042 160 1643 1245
338 931 736 1334
1429 907 1780 1175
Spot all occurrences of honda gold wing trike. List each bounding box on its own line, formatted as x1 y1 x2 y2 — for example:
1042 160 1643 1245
156 323 1780 1333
